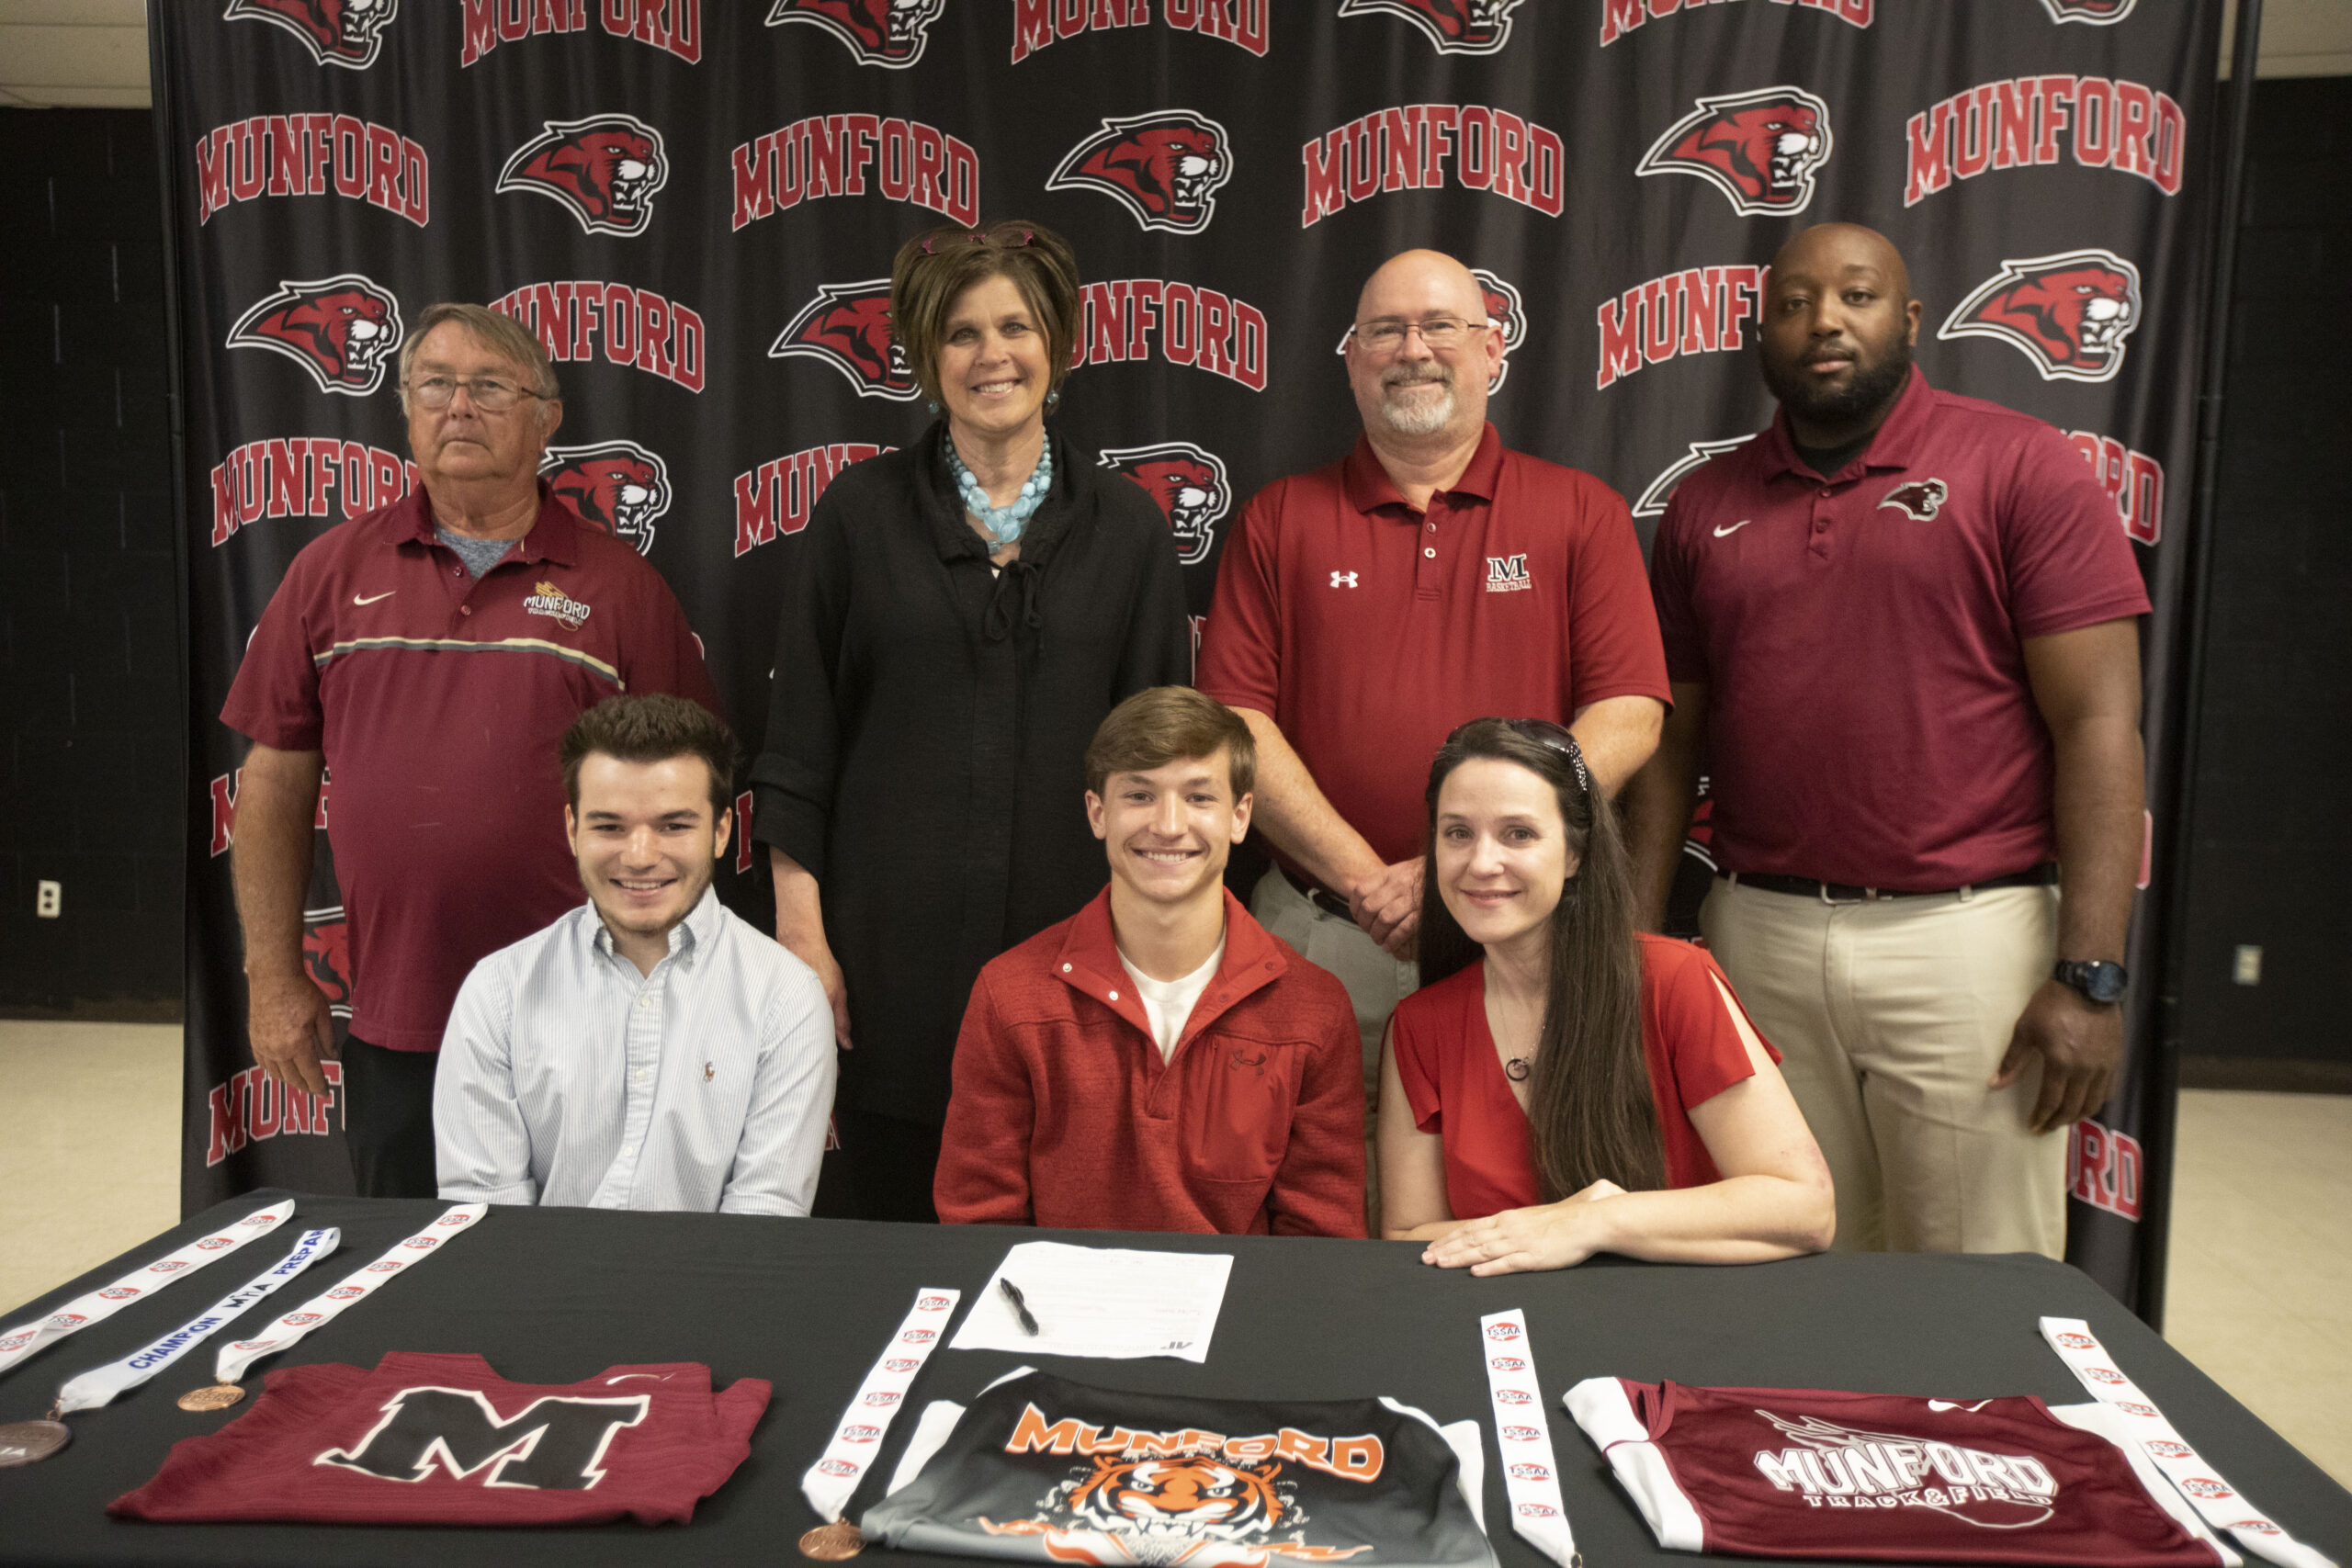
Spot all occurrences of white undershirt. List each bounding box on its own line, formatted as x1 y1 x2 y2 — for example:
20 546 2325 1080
1117 936 1226 1063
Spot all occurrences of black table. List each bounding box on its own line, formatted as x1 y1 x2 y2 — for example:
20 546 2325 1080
3 1192 2346 1567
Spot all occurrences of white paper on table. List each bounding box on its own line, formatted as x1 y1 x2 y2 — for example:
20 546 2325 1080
948 1241 1234 1363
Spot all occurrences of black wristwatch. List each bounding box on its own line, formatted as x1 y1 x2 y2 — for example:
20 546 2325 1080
2053 959 2130 1006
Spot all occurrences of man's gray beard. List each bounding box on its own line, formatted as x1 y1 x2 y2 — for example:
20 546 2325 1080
1379 378 1455 435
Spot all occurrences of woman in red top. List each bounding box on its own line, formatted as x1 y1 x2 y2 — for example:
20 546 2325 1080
1377 718 1834 1273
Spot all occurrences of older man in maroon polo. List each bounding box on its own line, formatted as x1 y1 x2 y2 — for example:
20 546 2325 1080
222 302 719 1198
1194 248 1670 1156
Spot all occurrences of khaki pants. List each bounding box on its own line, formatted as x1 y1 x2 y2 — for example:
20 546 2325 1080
1700 877 2067 1258
1251 868 1420 1233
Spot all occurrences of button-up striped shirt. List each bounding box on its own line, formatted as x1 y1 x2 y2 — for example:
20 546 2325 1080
434 886 835 1215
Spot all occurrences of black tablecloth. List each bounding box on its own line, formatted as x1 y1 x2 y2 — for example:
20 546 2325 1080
3 1192 2346 1566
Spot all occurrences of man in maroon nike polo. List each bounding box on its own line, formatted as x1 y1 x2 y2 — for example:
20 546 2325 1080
222 302 718 1198
1624 225 2150 1258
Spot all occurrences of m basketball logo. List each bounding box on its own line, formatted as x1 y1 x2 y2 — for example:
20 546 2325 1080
2041 0 2135 20
766 0 944 67
771 281 919 400
1638 86 1832 216
1049 113 1233 234
1336 0 1522 55
1877 478 1949 521
224 0 397 69
227 276 402 396
1472 268 1525 391
540 443 672 556
1939 250 2142 383
1099 444 1230 566
1633 436 1755 517
303 908 351 1018
497 116 668 237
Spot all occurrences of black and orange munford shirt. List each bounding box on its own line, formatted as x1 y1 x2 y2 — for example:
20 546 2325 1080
222 486 720 1052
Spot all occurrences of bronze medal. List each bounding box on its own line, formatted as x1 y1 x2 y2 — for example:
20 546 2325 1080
800 1519 865 1560
0 1418 71 1466
176 1382 246 1413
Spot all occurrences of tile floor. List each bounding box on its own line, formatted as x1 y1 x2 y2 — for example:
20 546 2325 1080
3 1021 2346 1486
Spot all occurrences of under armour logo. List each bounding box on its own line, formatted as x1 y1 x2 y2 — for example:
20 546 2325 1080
1330 570 1359 588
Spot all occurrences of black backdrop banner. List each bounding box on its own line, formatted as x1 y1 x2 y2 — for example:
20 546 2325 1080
160 0 2222 1314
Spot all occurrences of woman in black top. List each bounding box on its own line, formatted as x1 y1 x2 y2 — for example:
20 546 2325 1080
750 221 1192 1221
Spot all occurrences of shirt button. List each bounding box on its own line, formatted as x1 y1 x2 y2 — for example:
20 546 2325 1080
1423 547 1436 558
1108 990 1120 1002
1820 488 1833 498
637 995 652 1009
1061 963 1072 973
633 1069 648 1083
459 604 472 615
1814 521 1828 533
1425 522 1436 533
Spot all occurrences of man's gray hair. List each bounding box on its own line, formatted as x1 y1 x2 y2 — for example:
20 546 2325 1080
397 302 561 413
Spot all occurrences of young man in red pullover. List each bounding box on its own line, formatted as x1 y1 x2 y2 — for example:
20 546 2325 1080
935 687 1368 1236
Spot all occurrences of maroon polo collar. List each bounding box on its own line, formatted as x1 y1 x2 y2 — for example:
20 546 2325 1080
1341 421 1505 515
1758 364 1935 482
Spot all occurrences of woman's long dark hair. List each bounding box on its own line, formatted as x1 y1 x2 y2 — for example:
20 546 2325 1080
1418 719 1665 1198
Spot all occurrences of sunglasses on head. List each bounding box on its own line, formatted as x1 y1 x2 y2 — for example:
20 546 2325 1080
920 228 1035 255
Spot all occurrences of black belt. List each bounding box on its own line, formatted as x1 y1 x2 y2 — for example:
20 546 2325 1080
1282 865 1357 921
1717 863 2057 904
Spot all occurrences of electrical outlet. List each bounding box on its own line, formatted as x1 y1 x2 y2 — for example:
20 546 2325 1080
35 880 62 919
2233 945 2262 986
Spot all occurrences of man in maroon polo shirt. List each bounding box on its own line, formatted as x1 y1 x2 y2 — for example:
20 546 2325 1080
1624 224 2150 1258
222 302 718 1198
1195 248 1670 1149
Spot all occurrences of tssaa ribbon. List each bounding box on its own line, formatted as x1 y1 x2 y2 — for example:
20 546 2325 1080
0 1200 295 1380
51 1229 339 1416
209 1205 484 1388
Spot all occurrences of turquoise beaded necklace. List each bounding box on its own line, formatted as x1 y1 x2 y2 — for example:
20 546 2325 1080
945 435 1052 546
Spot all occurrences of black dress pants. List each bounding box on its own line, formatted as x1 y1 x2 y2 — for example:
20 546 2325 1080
826 1105 944 1224
339 1036 441 1199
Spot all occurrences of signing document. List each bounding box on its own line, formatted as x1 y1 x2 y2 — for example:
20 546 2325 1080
950 1242 1233 1363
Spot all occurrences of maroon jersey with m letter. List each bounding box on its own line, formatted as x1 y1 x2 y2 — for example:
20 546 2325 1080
111 1353 767 1526
1565 1378 2232 1566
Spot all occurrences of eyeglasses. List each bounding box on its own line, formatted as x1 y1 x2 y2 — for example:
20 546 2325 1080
1350 315 1474 353
407 374 542 412
921 228 1035 255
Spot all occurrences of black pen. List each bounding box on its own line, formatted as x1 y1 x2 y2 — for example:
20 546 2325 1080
999 1276 1040 1337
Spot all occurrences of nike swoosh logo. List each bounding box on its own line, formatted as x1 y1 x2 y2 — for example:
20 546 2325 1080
353 591 396 605
1713 521 1751 537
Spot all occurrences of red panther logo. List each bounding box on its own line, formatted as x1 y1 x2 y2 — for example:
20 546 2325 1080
1939 250 2142 383
1048 112 1233 234
2040 0 2135 20
1336 0 1523 55
1877 478 1950 521
224 0 398 69
540 442 672 556
498 116 668 238
302 910 351 1011
1638 87 1832 216
765 0 945 67
1098 444 1231 566
1472 267 1525 391
227 276 402 396
770 280 918 400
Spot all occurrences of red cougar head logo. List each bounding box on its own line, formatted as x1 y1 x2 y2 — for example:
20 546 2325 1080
1471 267 1525 391
540 441 673 555
1336 0 1523 55
2040 0 2135 20
301 909 352 1011
770 280 918 400
1048 112 1233 234
227 276 402 396
1939 250 2142 383
498 116 668 238
765 0 945 67
1098 444 1231 566
1877 478 1950 521
1638 86 1832 216
223 0 397 68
